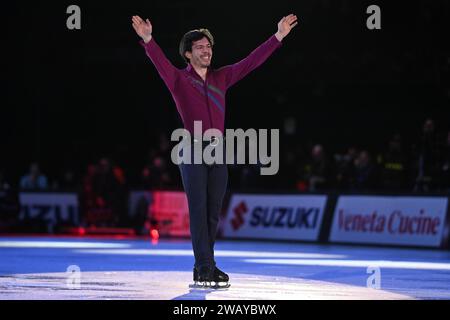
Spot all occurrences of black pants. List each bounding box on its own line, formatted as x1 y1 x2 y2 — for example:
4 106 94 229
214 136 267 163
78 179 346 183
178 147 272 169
178 150 228 269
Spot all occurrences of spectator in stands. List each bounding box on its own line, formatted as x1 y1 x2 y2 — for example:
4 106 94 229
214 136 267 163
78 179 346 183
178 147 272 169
19 162 49 190
334 146 358 189
141 154 174 189
353 150 378 190
82 164 97 201
412 118 443 192
303 144 331 191
93 157 128 226
93 158 121 194
380 134 409 190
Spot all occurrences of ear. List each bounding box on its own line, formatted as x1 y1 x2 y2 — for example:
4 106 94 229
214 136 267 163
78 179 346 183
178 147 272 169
185 51 192 61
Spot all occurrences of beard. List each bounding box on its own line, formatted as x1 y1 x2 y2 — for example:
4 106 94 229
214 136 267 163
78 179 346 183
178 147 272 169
198 55 211 67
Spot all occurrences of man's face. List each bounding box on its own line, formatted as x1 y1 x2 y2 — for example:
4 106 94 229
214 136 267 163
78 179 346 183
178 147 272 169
186 37 213 68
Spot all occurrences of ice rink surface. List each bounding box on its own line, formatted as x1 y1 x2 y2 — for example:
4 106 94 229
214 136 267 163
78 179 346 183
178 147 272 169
1 236 449 300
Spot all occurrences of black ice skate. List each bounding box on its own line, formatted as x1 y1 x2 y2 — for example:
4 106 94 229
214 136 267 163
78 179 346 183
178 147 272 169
189 265 213 289
190 266 230 289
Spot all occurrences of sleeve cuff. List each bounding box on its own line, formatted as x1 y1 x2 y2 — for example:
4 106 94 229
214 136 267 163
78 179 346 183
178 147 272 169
271 34 283 46
139 38 154 48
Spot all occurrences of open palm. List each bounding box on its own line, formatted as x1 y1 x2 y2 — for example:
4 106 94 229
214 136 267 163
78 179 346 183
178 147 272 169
132 15 152 42
277 14 298 38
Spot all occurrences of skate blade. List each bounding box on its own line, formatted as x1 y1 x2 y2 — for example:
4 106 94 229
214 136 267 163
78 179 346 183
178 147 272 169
189 281 213 289
211 282 231 290
188 281 230 289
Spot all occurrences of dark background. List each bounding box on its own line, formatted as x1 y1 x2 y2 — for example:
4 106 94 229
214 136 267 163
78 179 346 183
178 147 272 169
4 0 450 188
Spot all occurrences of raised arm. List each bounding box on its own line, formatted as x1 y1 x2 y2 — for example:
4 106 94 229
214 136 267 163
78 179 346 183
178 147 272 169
221 14 298 89
132 15 178 90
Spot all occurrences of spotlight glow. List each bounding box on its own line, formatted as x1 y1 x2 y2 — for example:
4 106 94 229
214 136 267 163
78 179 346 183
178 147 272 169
150 229 159 240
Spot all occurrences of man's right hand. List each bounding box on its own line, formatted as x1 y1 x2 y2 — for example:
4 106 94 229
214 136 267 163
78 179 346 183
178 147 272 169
132 15 153 43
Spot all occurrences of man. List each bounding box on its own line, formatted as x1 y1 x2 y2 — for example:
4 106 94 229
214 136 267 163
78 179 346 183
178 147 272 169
132 14 298 288
20 162 49 190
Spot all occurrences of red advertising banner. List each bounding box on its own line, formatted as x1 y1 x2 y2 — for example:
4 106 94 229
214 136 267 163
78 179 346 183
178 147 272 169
148 191 190 237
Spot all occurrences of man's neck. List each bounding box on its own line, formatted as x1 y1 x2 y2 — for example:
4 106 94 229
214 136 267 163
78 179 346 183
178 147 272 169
192 64 208 81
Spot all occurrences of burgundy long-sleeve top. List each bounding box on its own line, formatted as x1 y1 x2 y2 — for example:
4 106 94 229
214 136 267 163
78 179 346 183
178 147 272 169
140 34 282 135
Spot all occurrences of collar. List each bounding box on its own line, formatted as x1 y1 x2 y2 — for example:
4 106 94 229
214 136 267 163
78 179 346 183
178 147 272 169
185 63 211 79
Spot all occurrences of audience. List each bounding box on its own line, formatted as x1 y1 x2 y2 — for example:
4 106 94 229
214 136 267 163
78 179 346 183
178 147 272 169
19 163 49 191
13 118 450 194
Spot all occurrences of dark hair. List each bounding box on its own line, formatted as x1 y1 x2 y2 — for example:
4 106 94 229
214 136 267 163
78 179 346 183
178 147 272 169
179 28 214 64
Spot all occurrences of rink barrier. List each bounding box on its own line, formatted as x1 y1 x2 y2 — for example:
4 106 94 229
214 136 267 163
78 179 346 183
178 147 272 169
4 190 450 249
221 191 450 250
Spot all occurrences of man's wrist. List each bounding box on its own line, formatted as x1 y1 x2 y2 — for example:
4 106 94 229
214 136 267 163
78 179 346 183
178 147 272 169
274 32 284 42
143 35 153 44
